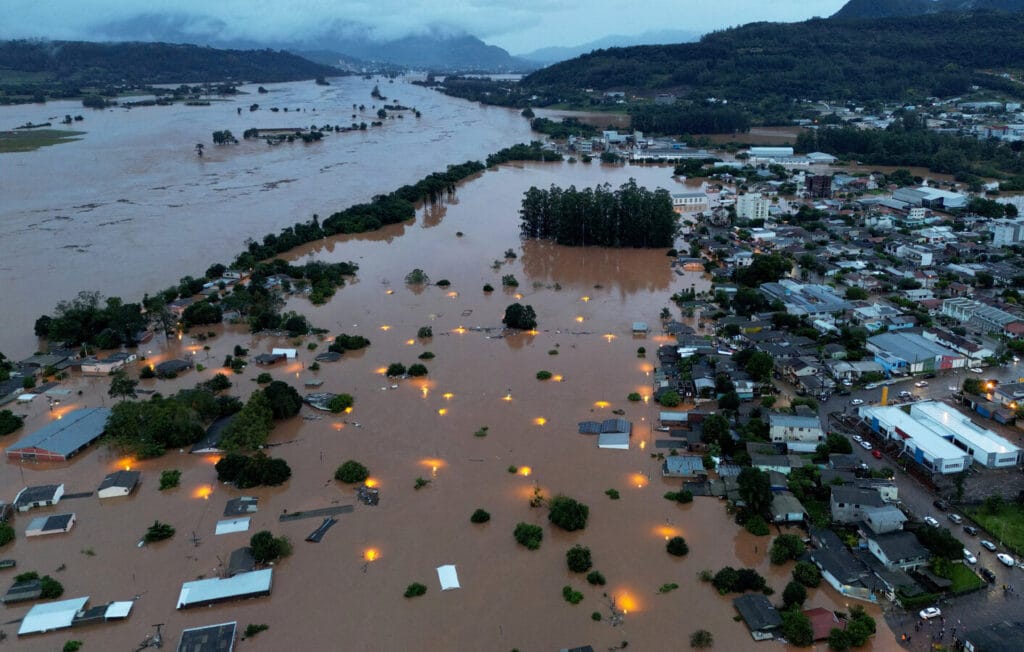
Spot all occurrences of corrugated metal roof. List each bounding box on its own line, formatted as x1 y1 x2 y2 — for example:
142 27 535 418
177 569 272 609
18 596 89 635
8 408 111 458
214 518 251 535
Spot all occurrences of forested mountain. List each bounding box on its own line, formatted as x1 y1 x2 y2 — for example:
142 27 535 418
0 40 340 89
832 0 1024 19
519 12 1024 105
518 29 699 65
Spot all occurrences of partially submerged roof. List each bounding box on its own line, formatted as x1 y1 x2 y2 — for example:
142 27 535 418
191 414 236 454
18 596 89 636
14 484 63 507
597 433 629 450
215 518 251 536
223 496 258 517
227 548 255 577
7 408 110 459
177 569 272 609
26 513 75 533
733 593 782 631
98 469 140 492
437 564 460 591
177 621 237 652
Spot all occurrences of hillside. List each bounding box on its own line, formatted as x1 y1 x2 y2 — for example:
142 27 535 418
832 0 1024 18
0 40 340 95
518 12 1024 105
518 29 700 65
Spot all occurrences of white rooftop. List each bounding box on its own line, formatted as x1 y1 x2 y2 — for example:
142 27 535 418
437 564 460 591
215 517 251 535
18 596 88 635
859 405 969 460
910 402 1019 456
177 568 272 609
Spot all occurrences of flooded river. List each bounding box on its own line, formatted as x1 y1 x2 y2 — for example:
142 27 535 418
0 76 533 357
1 145 898 649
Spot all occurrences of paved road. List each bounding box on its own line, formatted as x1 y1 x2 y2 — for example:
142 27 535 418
817 373 1024 648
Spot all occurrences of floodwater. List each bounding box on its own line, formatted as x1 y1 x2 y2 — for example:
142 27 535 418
0 76 534 357
1 156 898 650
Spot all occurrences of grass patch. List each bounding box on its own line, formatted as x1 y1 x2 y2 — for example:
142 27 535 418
936 563 985 594
0 129 85 153
966 502 1024 556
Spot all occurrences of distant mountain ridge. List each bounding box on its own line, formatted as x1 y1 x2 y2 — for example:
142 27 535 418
832 0 1024 18
0 40 340 87
518 29 700 65
93 13 531 72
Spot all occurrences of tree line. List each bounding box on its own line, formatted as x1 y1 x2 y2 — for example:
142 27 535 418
629 104 751 136
519 179 678 248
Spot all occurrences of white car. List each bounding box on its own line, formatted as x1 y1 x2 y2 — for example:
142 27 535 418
850 398 864 406
919 607 941 620
859 440 873 451
948 386 959 392
864 383 880 390
969 367 984 374
964 549 977 564
981 540 998 552
915 381 929 387
998 553 1015 567
948 513 963 524
923 516 940 527
852 434 863 443
842 378 854 386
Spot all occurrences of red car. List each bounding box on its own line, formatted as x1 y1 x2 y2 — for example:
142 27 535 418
871 450 882 459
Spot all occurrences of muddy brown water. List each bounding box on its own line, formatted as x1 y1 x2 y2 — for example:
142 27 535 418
1 157 897 650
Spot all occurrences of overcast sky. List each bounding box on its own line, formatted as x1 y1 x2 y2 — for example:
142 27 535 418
6 0 851 53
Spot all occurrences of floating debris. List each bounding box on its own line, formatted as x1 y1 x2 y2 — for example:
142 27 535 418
304 392 338 411
356 485 380 506
305 517 338 543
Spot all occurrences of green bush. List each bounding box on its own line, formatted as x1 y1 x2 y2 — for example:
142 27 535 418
40 575 64 599
244 624 269 637
667 536 689 556
404 582 427 598
502 274 519 287
782 581 807 608
250 530 292 563
536 370 553 380
0 410 25 436
63 641 83 652
566 545 593 572
781 609 814 647
664 490 694 504
690 630 714 648
483 284 494 292
328 393 354 412
770 534 805 565
144 521 175 543
548 349 559 355
159 469 181 491
256 372 272 384
335 460 369 483
659 582 679 594
627 392 642 402
792 561 822 588
407 363 428 376
548 495 589 531
605 488 620 500
744 515 770 536
386 363 407 377
0 523 14 547
418 351 435 360
586 570 606 585
592 611 602 621
470 509 491 524
561 585 584 604
514 522 543 550
659 391 682 407
417 326 433 338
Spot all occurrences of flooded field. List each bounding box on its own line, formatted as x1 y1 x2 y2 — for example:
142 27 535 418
0 76 534 357
1 158 897 650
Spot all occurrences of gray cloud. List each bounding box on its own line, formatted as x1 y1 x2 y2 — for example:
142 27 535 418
3 0 849 52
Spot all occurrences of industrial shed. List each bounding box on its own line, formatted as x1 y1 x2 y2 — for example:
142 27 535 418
177 569 272 609
26 513 76 537
6 408 111 461
177 622 237 652
17 596 88 635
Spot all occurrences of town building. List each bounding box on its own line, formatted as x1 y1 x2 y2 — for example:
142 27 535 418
25 513 76 537
867 531 930 571
97 470 140 499
830 486 886 524
806 174 832 198
13 484 65 512
866 332 964 375
768 413 824 452
961 620 1024 652
670 192 708 214
942 298 1020 333
990 218 1024 247
909 401 1021 468
176 569 273 609
736 193 770 220
6 407 112 461
760 281 850 320
177 622 238 652
858 404 973 474
733 594 782 641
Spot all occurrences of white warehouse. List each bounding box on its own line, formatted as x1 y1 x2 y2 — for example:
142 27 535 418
857 404 971 474
909 402 1021 469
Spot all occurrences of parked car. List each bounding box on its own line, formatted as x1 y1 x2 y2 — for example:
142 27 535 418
850 398 864 406
980 567 997 583
899 390 913 398
933 499 949 512
969 367 984 374
948 386 959 392
852 434 863 443
919 607 942 620
860 441 873 451
924 516 940 527
964 549 978 564
982 540 998 552
964 525 979 536
865 383 879 390
915 381 929 387
872 449 883 459
948 513 963 524
998 553 1015 567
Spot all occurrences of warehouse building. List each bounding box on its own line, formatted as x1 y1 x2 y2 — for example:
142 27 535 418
909 402 1021 468
6 408 111 462
857 404 971 474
